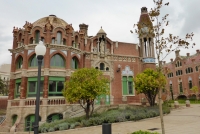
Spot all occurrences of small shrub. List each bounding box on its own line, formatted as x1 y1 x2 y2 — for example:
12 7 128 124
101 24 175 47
70 123 76 129
48 127 55 132
132 130 159 134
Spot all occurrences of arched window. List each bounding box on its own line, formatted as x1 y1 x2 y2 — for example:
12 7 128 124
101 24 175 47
100 63 104 70
51 38 55 44
106 67 109 71
16 56 23 69
50 54 65 67
47 113 63 123
35 30 40 44
25 115 41 131
71 57 79 69
186 67 193 74
75 36 78 48
12 115 18 125
29 54 44 67
188 77 192 89
56 31 62 44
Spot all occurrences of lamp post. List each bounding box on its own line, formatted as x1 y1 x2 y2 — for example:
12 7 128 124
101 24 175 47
34 41 46 134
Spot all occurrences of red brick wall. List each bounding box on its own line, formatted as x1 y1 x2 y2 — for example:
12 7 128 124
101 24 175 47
0 96 8 109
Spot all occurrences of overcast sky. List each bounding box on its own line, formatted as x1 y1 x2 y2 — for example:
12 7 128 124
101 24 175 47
0 0 200 66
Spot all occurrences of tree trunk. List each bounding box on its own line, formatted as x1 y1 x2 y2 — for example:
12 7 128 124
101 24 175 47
158 89 165 134
85 100 91 119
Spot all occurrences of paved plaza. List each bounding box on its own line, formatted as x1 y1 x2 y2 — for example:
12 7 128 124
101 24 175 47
46 104 200 134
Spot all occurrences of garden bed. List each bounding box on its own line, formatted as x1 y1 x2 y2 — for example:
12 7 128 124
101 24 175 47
39 105 170 133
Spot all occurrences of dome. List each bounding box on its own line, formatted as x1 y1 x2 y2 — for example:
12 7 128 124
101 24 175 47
32 15 68 28
97 27 106 34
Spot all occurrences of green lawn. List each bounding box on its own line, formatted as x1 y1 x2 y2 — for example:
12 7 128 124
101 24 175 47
168 99 200 104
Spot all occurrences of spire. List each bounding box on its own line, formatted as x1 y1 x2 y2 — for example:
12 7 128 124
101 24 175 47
97 26 106 35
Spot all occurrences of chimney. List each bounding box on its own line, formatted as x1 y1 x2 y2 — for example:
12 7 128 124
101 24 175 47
170 58 173 62
196 49 199 54
187 53 190 57
141 7 148 14
175 50 180 57
79 23 88 36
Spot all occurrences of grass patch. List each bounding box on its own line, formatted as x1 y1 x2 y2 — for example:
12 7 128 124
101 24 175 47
39 105 170 133
131 130 159 134
168 99 200 104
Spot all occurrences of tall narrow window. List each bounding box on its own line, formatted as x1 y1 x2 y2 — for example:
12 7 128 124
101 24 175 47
179 82 183 93
122 76 134 95
189 80 192 89
56 31 62 44
71 57 79 69
16 56 23 69
100 63 104 70
35 30 40 44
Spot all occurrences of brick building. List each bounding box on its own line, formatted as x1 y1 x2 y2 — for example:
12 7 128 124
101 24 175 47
163 50 200 99
2 7 156 132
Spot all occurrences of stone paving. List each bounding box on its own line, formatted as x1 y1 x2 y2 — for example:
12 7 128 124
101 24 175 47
44 104 200 134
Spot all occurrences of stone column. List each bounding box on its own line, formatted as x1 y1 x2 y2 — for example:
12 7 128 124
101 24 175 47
43 76 49 98
111 42 113 54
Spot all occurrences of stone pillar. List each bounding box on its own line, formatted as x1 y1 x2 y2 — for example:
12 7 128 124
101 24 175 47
8 79 15 100
111 42 113 54
143 41 145 57
20 77 27 99
91 40 93 52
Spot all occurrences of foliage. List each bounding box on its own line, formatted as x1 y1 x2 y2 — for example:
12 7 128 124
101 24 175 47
134 69 166 106
39 105 170 133
132 130 159 134
63 68 109 119
190 86 198 94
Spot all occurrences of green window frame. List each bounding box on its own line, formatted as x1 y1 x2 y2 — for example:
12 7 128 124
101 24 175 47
48 77 65 96
71 57 78 69
35 30 40 44
15 79 21 98
122 76 134 95
50 54 65 68
16 56 23 69
27 77 44 97
25 115 41 131
29 54 44 67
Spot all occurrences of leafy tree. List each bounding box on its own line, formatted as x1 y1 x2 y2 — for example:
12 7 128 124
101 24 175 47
0 78 6 95
190 86 199 100
63 68 109 119
134 68 166 106
133 0 195 133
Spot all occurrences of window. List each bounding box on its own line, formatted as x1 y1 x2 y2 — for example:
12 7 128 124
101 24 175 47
186 67 193 74
170 84 172 91
168 72 173 78
122 76 134 95
175 60 182 67
51 38 55 44
16 56 23 69
56 31 62 44
47 113 63 123
29 54 44 67
48 77 65 96
189 80 192 89
25 115 41 131
12 115 17 125
71 57 79 69
100 63 104 70
50 54 65 68
176 70 182 76
196 66 198 72
27 77 44 97
179 82 183 93
106 67 109 71
15 79 21 98
35 30 40 44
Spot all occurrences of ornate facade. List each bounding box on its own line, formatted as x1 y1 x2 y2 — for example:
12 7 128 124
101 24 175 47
2 7 156 132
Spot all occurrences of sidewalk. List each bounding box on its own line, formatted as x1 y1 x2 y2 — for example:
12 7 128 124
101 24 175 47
44 104 200 134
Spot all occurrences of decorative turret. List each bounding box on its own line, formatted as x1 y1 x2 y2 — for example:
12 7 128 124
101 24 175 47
137 7 155 70
79 23 88 36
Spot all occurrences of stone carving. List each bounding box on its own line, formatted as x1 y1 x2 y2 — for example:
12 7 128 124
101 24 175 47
122 66 134 76
44 68 49 76
50 71 66 76
85 54 90 59
100 41 105 54
93 47 97 53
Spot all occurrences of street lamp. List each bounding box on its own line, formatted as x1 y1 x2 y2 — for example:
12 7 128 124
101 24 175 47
34 41 46 134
